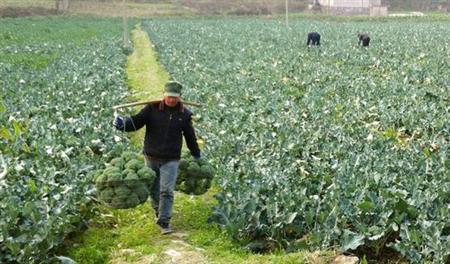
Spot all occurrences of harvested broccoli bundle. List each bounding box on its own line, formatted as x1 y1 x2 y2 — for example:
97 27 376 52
176 153 215 195
94 151 156 209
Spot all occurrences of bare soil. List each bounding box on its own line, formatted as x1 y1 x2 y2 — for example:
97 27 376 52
0 6 57 18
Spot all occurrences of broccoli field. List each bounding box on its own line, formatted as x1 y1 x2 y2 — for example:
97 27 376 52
0 17 134 262
0 14 449 264
142 18 449 263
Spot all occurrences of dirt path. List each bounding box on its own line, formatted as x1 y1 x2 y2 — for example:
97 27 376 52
110 235 209 264
124 23 169 147
159 235 209 264
109 24 209 264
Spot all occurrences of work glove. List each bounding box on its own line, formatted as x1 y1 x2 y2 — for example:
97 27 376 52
113 115 124 130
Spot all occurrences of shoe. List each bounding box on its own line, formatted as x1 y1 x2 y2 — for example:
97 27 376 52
157 222 173 235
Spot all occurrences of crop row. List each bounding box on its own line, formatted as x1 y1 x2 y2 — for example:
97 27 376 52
0 17 131 263
143 18 449 263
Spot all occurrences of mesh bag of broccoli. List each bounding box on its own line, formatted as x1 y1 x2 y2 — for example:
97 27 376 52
94 151 156 209
176 152 215 195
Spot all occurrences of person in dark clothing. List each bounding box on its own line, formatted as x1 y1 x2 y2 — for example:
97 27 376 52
113 81 201 235
358 33 370 47
307 32 321 46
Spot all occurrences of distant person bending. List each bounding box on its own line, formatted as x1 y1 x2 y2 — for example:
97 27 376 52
307 32 321 46
358 33 370 47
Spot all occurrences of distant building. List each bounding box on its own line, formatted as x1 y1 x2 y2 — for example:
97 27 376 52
313 0 388 16
431 0 448 12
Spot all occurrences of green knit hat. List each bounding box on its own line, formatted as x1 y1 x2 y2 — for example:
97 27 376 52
164 81 182 97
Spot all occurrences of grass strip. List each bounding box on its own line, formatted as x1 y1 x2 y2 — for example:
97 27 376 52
68 24 335 264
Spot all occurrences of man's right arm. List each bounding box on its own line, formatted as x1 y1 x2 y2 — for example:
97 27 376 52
114 105 151 132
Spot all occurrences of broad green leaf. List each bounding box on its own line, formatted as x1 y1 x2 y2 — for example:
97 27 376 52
0 127 12 141
342 230 365 251
0 100 5 113
357 201 375 212
12 120 22 136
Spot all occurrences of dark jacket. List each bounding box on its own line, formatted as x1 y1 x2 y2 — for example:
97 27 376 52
307 32 321 46
358 34 370 47
117 101 200 160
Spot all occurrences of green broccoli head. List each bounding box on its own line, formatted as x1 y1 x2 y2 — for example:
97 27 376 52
96 178 109 191
124 172 140 188
126 193 141 208
175 181 184 192
176 173 185 184
103 166 121 175
100 184 149 209
199 164 214 179
179 159 189 171
196 157 208 167
187 162 202 178
134 185 149 203
121 151 138 162
114 186 131 199
95 173 108 184
176 155 214 196
193 186 207 195
91 169 103 180
178 167 188 181
184 178 197 193
121 168 134 177
201 178 212 190
137 166 156 182
95 153 153 209
99 188 115 203
125 159 143 171
109 157 125 169
190 178 211 195
109 196 129 209
107 171 123 187
108 192 142 209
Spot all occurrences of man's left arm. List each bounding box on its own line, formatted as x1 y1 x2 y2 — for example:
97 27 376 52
183 113 201 159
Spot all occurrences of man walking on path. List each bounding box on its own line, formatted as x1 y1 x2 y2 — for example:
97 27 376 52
113 81 201 234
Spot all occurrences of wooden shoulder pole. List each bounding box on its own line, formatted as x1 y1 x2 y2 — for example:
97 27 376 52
113 99 203 109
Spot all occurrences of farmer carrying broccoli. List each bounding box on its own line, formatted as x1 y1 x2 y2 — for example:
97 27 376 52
113 81 201 234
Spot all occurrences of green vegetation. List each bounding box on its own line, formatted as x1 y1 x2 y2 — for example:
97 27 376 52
125 25 170 147
0 16 132 263
287 12 450 22
68 186 335 264
0 16 128 69
2 12 448 264
67 22 334 264
0 0 54 8
177 153 215 195
95 151 156 209
142 17 449 263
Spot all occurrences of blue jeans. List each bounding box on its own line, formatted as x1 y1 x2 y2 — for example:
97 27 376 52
144 156 179 224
